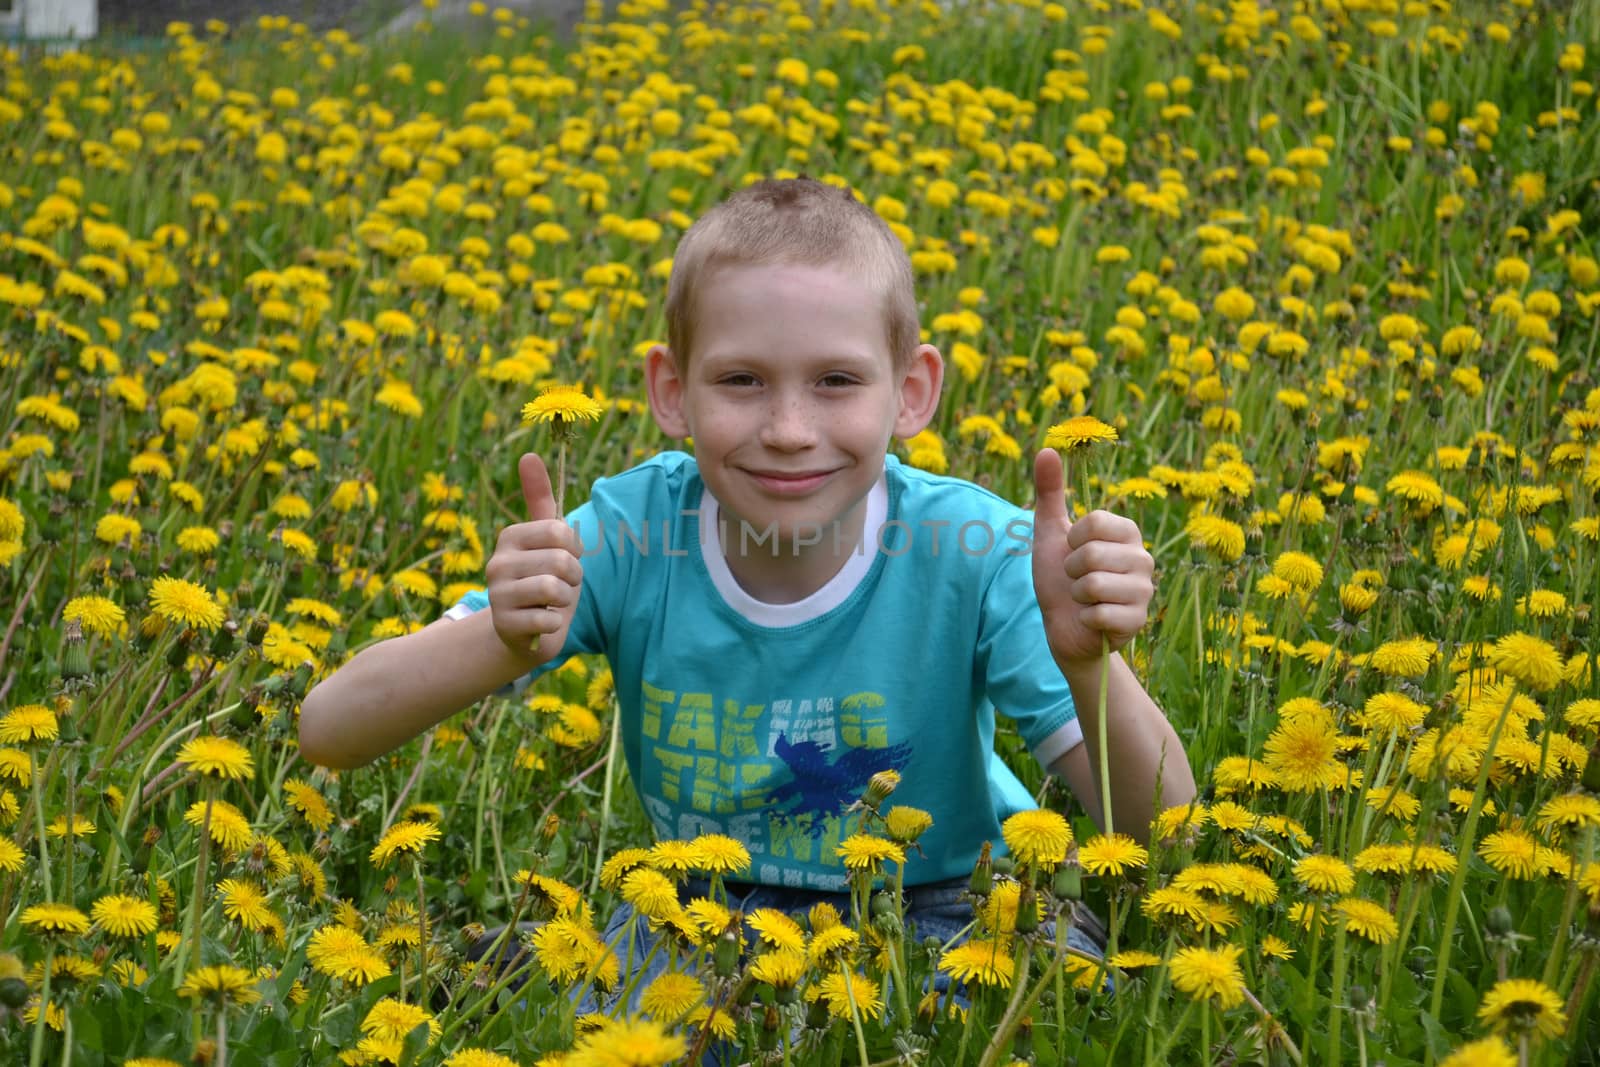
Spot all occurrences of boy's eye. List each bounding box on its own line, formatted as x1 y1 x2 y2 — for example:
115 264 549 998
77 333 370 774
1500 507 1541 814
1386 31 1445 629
718 373 759 387
820 373 858 388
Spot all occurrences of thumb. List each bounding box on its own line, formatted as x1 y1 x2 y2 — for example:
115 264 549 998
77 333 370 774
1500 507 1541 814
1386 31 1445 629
1032 448 1070 530
518 452 560 521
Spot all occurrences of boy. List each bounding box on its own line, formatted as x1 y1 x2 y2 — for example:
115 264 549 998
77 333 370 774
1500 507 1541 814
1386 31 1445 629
299 177 1195 966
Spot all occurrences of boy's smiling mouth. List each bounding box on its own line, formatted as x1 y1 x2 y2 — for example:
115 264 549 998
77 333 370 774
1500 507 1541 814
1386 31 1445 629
744 468 839 494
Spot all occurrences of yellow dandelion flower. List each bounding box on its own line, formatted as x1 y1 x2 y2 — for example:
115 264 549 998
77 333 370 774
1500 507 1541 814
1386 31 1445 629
176 736 254 781
1334 897 1398 944
1488 632 1564 692
939 939 1015 988
21 903 91 936
1168 943 1245 1009
1077 833 1148 877
1368 637 1436 678
91 894 158 938
748 909 806 953
1002 808 1072 868
566 1017 685 1067
148 576 225 631
748 948 806 989
183 799 253 852
522 385 604 427
0 705 58 744
835 833 904 872
810 970 884 1021
1044 415 1118 450
178 964 261 1006
1476 977 1567 1039
62 595 126 638
639 970 703 1020
370 820 441 868
1478 828 1542 880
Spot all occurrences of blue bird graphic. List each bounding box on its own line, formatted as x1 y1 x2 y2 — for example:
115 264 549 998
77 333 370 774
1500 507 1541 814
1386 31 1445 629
764 734 913 836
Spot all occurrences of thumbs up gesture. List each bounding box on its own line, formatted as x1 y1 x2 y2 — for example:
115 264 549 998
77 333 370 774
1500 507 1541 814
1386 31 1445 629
486 453 585 661
1030 449 1156 668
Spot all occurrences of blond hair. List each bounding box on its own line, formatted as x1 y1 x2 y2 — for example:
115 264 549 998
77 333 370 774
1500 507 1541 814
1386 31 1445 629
664 177 921 370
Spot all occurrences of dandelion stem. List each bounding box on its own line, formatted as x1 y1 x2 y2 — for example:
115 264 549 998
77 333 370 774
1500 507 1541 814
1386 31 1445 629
588 693 623 898
177 780 218 981
29 946 52 1067
1426 685 1520 1034
1325 927 1348 1067
30 752 51 900
840 964 871 1067
413 854 429 1008
1098 632 1114 837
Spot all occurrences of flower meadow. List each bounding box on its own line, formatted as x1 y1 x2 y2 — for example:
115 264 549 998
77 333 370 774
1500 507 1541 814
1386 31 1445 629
2 0 1599 1062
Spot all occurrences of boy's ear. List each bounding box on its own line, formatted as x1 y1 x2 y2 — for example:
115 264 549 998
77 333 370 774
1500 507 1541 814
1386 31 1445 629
893 343 944 439
644 343 691 439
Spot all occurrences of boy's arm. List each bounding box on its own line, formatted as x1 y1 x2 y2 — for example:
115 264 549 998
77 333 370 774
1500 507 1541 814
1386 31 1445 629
298 610 549 770
1030 449 1197 844
1047 652 1195 843
299 453 583 770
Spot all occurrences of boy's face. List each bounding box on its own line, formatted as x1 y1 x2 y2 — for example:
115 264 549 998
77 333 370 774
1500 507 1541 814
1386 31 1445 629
646 261 942 550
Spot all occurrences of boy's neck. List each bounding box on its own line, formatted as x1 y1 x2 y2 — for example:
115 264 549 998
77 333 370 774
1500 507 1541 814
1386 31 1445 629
715 498 874 605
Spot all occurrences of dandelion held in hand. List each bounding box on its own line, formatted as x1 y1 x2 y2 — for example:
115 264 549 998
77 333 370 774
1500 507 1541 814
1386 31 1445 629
520 384 605 652
1041 416 1119 836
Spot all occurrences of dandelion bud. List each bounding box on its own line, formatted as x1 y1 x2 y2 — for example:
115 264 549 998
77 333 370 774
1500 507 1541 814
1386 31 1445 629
245 614 268 646
1012 1018 1034 1060
1581 739 1600 793
208 620 236 659
166 631 192 669
1052 865 1083 901
1014 885 1040 934
759 1005 781 1051
991 854 1014 878
805 997 831 1030
267 527 286 564
914 990 939 1037
862 769 900 810
60 620 91 682
969 841 994 898
1486 905 1515 939
191 1038 217 1065
714 927 739 978
288 663 313 701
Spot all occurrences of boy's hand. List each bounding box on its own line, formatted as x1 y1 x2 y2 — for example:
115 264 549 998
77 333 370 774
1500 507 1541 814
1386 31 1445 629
486 453 584 661
1031 449 1154 669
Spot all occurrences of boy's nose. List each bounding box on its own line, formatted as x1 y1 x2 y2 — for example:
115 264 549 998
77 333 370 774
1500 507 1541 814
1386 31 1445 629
760 395 818 450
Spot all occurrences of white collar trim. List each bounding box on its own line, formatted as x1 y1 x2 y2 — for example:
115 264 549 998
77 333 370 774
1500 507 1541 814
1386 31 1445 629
699 473 887 628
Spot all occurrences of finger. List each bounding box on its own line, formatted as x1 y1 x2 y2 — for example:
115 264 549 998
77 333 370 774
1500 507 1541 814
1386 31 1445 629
497 522 583 555
1063 541 1153 580
1070 572 1151 605
505 606 569 637
519 452 560 522
507 574 579 611
1066 510 1142 551
1078 603 1148 635
1032 448 1070 527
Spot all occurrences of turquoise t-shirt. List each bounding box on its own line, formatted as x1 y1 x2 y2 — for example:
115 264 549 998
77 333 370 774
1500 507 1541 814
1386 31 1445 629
445 451 1081 890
